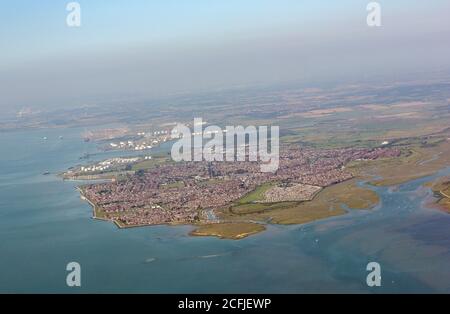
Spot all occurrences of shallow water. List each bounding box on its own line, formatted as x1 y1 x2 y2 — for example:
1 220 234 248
1 127 450 293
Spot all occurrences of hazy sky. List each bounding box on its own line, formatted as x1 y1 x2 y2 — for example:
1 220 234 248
1 0 450 111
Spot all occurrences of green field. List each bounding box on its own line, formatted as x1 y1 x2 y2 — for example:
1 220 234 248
237 182 274 204
131 155 171 171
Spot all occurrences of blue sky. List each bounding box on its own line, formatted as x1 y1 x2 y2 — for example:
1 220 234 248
1 0 359 65
4 0 442 66
1 0 450 109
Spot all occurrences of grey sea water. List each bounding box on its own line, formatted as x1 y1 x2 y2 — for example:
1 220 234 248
1 127 450 293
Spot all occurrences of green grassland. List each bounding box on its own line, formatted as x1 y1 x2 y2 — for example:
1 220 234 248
131 155 171 171
237 182 274 204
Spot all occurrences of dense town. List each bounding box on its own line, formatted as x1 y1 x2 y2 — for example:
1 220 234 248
80 146 401 227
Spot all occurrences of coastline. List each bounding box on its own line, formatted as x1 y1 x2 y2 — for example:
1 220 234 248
75 176 380 239
77 187 109 222
75 168 450 240
74 140 450 240
78 186 205 230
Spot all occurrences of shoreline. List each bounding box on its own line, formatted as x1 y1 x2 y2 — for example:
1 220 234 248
76 187 109 222
77 187 207 230
76 171 450 239
75 176 379 239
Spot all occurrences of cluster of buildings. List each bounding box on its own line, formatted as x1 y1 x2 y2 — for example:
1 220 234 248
108 129 171 151
137 130 170 136
81 146 401 226
262 183 322 203
79 157 141 173
109 140 153 151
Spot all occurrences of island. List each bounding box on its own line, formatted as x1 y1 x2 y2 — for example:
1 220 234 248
72 145 401 239
56 79 450 240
